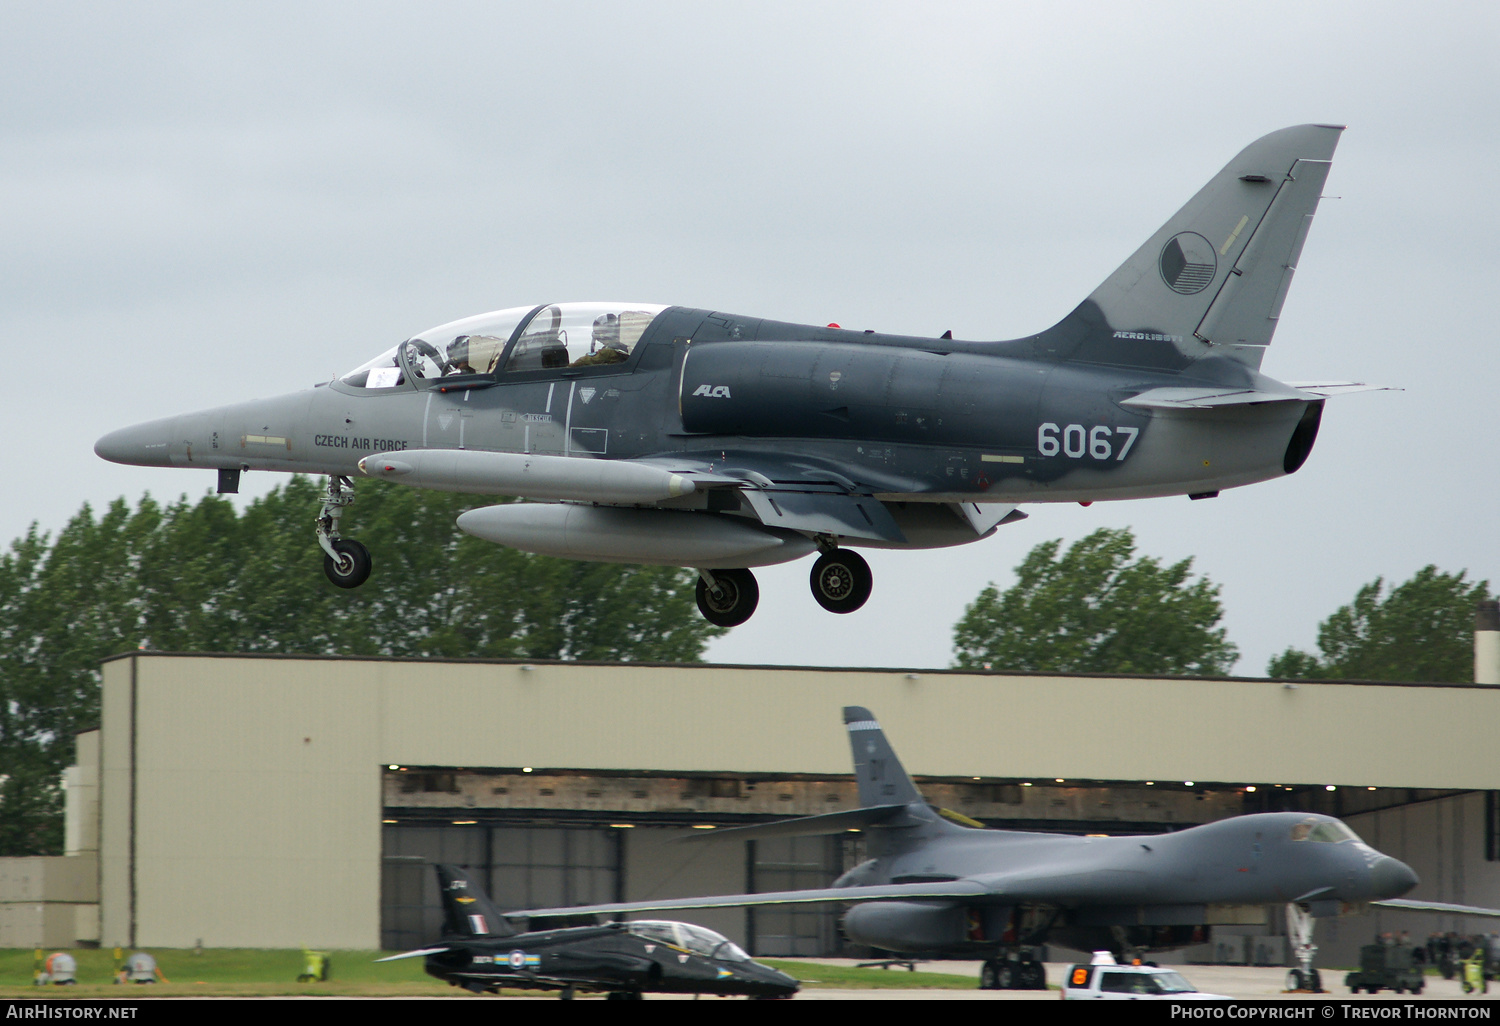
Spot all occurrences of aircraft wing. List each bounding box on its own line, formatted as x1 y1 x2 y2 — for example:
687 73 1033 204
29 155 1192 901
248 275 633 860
375 946 451 961
509 879 992 919
1373 898 1500 919
675 803 912 844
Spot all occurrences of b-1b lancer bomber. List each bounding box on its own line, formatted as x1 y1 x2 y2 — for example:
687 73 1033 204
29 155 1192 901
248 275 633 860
97 124 1375 626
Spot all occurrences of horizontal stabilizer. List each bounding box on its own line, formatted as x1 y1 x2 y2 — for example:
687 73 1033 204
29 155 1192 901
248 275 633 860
1374 898 1500 919
677 803 911 844
1120 386 1313 410
1282 381 1394 398
510 879 991 919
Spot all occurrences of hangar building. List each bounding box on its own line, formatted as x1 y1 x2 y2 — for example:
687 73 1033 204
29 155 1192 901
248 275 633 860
9 651 1500 967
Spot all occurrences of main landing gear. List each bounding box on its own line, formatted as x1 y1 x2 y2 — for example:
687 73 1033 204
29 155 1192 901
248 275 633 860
696 569 759 627
694 547 874 626
979 952 1048 990
316 475 372 589
809 548 872 614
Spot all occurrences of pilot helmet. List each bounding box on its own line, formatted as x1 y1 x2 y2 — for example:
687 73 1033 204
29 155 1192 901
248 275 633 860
592 313 623 350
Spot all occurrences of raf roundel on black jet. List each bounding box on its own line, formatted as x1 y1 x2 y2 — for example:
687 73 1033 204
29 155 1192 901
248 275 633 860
376 864 798 1000
96 124 1382 626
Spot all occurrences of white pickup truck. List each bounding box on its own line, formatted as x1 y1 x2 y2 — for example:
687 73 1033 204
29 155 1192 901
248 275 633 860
1061 955 1231 1000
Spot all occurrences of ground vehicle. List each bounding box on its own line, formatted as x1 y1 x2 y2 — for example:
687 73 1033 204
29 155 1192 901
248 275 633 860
1061 956 1230 1000
1344 943 1425 995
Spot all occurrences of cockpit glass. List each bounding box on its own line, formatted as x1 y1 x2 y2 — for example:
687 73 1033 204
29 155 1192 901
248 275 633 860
1290 817 1361 843
503 302 667 373
338 345 405 389
624 920 747 961
338 306 533 388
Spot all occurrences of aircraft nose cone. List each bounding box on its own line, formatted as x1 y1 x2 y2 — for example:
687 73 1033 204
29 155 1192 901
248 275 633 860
1370 856 1419 899
95 418 176 467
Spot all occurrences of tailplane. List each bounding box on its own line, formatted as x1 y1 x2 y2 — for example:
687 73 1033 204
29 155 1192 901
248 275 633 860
1040 124 1343 371
435 864 520 940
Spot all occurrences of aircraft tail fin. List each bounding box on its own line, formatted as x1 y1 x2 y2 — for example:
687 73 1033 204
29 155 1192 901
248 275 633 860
1041 124 1343 372
435 864 521 940
843 706 925 808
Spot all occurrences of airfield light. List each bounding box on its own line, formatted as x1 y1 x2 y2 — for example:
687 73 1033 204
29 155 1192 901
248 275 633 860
609 824 635 829
1055 778 1064 783
1245 786 1257 792
1368 786 1377 791
388 764 400 770
452 820 477 825
1021 782 1033 787
1145 781 1154 786
1183 781 1194 787
692 824 717 830
522 767 533 773
1325 785 1337 791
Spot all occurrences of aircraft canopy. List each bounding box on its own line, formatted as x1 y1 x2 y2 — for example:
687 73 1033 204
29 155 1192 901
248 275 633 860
339 302 668 388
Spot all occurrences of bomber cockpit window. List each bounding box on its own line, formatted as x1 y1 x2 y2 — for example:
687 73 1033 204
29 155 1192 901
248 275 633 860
503 302 667 374
1290 817 1360 843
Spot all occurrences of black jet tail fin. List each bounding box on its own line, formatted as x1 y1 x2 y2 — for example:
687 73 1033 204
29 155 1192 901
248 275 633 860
843 706 925 807
1039 124 1342 372
435 864 520 940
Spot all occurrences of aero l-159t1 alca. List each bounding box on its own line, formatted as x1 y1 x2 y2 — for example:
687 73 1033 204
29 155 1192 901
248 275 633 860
96 124 1376 626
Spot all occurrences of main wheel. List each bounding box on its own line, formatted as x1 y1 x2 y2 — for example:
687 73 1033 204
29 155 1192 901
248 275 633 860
323 539 372 588
1286 969 1303 991
995 961 1014 989
979 960 998 990
809 550 873 614
695 569 759 627
1018 961 1045 989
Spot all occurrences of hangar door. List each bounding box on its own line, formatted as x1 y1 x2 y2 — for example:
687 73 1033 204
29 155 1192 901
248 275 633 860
382 822 622 951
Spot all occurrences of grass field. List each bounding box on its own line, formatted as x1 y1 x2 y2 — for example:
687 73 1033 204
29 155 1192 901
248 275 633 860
0 948 978 997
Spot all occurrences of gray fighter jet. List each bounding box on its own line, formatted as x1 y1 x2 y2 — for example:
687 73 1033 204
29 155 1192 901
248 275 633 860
508 706 1423 991
97 124 1376 625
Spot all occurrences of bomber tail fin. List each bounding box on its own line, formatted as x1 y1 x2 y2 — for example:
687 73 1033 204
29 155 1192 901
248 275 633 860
1041 124 1343 371
435 864 520 940
843 706 925 807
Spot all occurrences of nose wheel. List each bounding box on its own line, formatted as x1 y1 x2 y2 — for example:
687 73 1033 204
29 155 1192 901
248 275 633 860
315 475 372 588
695 569 759 627
809 549 872 614
323 538 372 589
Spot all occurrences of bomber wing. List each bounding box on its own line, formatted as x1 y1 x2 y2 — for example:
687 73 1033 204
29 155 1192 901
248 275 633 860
1373 898 1500 919
510 879 993 920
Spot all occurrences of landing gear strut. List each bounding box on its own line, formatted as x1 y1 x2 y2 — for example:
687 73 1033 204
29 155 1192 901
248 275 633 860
317 475 372 589
695 568 759 627
809 548 872 614
1285 902 1324 993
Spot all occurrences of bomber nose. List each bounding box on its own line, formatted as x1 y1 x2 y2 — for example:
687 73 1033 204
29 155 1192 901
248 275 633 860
94 418 176 467
1370 856 1419 899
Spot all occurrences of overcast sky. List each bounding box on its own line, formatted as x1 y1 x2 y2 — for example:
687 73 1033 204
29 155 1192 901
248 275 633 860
4 1 1496 674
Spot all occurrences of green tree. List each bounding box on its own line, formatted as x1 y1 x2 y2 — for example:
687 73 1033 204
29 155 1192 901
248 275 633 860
0 479 726 855
1267 566 1490 682
951 527 1238 676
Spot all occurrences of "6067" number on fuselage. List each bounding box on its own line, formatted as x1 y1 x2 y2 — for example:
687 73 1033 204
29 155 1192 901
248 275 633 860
1037 423 1139 460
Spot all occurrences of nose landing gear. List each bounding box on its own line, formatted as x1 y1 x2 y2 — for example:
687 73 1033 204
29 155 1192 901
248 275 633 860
316 476 372 588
